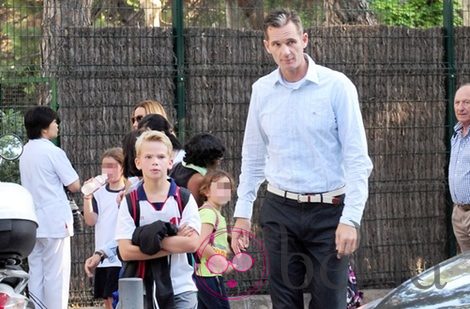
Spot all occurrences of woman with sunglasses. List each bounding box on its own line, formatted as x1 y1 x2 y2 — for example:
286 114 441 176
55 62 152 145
131 99 168 130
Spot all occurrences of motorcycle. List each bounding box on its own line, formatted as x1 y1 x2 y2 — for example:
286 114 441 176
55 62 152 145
0 134 37 309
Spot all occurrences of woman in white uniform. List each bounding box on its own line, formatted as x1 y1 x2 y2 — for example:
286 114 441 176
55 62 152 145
19 106 81 309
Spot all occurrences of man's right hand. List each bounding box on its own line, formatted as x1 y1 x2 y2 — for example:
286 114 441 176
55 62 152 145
231 218 251 254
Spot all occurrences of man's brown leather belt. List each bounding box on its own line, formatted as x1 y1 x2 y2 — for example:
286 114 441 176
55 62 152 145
267 184 345 204
455 204 470 211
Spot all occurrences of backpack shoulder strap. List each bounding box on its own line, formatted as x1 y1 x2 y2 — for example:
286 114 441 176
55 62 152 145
125 189 140 227
175 186 191 216
175 186 196 267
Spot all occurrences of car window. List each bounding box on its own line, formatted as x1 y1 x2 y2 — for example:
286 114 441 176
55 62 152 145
377 252 470 308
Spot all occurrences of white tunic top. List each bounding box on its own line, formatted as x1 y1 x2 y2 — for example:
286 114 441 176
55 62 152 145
20 138 78 238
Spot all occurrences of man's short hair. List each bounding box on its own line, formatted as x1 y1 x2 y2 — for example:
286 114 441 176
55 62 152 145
263 8 303 40
24 106 58 139
135 130 173 157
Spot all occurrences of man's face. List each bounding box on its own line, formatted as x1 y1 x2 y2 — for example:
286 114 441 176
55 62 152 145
263 21 308 82
454 85 470 128
135 141 173 181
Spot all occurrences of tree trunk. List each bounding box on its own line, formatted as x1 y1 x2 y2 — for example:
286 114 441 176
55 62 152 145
324 0 377 25
40 0 92 105
237 0 264 29
225 0 236 28
462 0 470 26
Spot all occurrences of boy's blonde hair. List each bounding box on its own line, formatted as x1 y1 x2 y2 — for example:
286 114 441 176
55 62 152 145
135 130 173 157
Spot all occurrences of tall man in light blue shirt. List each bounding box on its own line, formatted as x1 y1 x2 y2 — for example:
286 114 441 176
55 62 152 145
231 8 373 309
449 84 470 252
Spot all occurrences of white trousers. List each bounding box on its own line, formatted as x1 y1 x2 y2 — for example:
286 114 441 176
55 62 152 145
28 237 71 309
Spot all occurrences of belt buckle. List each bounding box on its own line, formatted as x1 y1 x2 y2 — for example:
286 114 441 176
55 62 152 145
297 193 313 203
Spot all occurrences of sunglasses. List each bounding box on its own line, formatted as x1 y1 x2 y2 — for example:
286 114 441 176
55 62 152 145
131 115 143 123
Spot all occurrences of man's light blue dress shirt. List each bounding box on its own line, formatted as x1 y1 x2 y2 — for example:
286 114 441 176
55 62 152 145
234 55 373 226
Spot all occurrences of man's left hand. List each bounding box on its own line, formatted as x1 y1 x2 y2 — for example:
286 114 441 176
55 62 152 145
335 223 358 259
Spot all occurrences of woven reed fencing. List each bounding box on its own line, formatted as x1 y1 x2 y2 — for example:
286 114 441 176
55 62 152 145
4 26 466 305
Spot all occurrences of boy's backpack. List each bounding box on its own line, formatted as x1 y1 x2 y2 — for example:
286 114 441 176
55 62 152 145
112 185 192 309
125 185 191 228
123 185 191 277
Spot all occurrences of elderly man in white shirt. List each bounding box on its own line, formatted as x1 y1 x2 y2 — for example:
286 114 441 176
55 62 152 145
231 8 373 309
20 106 81 309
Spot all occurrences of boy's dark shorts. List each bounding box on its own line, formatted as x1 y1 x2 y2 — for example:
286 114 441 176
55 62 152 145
93 266 121 299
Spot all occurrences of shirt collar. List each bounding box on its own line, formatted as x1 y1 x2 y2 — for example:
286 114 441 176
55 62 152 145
272 54 320 87
31 138 52 144
136 177 177 201
105 183 125 193
454 122 463 133
182 161 207 176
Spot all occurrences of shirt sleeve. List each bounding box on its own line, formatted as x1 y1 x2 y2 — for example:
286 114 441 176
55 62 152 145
180 194 201 235
333 75 373 226
53 147 79 187
234 85 268 220
199 208 217 227
115 197 136 241
99 239 118 258
92 197 98 214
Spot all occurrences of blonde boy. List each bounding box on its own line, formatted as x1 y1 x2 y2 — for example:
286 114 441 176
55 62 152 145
116 131 201 309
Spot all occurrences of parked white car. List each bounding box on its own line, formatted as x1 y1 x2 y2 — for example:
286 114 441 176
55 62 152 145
360 251 470 308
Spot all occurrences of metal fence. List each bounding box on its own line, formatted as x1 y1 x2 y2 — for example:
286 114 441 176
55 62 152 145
1 0 470 307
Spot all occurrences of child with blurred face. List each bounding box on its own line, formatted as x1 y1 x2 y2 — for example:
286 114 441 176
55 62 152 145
195 170 236 309
82 148 125 309
101 153 125 187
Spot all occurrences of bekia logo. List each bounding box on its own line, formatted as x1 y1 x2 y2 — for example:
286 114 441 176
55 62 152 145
194 226 268 300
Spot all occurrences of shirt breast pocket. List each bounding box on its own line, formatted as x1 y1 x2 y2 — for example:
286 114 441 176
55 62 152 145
301 100 336 134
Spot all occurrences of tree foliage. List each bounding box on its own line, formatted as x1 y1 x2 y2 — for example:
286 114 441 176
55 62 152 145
0 0 42 78
0 0 464 77
0 109 25 183
371 0 462 27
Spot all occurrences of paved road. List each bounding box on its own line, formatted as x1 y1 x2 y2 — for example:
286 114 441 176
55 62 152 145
78 289 391 308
